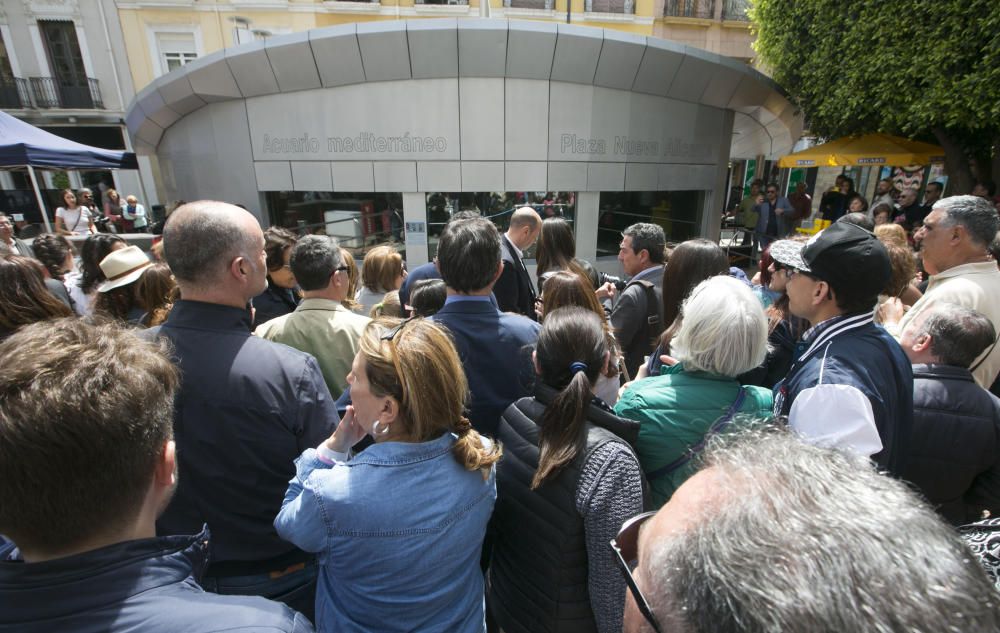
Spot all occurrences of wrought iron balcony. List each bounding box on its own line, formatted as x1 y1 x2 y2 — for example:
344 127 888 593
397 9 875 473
586 0 635 14
0 77 30 109
722 0 750 20
28 76 104 110
665 0 715 19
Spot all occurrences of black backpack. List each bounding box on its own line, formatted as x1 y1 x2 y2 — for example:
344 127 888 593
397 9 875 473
625 278 663 357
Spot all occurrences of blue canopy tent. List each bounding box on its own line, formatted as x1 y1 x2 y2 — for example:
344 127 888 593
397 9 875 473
0 110 138 231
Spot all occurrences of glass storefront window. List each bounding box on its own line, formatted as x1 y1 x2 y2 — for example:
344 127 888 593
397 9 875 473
426 191 577 259
265 191 404 260
596 190 704 257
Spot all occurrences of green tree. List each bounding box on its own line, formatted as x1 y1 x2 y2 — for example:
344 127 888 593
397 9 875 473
751 0 1000 194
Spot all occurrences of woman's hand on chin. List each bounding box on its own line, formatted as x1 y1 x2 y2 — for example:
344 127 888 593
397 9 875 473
327 405 367 453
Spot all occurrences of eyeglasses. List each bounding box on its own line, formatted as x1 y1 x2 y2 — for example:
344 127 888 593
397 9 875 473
333 265 349 274
610 511 663 633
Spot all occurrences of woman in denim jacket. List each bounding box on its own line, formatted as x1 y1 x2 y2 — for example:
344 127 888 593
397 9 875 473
275 318 501 633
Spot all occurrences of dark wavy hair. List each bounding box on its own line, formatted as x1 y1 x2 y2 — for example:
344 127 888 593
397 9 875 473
31 233 75 281
79 234 126 294
0 255 73 336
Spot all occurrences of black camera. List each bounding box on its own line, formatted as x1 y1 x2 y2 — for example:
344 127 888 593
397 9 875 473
600 272 627 292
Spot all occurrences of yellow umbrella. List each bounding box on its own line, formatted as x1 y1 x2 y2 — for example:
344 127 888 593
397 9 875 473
778 133 945 168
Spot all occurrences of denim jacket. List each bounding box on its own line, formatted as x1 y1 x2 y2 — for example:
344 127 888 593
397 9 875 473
275 433 496 633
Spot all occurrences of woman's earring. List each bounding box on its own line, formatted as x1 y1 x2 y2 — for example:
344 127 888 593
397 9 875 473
372 420 391 436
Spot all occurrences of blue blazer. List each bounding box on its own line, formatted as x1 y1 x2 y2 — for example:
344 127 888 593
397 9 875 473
432 299 541 436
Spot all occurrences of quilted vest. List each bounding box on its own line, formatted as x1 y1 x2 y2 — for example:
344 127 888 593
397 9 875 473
487 389 639 633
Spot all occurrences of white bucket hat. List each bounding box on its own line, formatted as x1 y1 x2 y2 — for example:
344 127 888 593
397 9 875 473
97 245 153 293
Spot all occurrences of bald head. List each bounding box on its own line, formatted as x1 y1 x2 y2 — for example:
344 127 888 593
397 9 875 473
164 201 264 294
507 206 542 250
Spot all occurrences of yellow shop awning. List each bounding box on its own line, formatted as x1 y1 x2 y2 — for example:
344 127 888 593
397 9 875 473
778 133 945 168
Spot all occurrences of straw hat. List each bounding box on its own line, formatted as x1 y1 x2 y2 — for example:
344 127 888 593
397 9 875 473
97 245 153 293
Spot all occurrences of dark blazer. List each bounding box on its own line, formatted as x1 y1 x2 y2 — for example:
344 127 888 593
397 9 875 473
493 235 536 319
431 298 540 436
140 300 336 567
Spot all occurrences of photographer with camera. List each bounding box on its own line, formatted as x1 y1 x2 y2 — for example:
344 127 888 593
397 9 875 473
598 223 666 378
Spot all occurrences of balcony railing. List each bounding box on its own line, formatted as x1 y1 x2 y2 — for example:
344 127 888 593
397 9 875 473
665 0 714 19
586 0 635 13
722 0 750 20
28 77 103 109
0 77 30 108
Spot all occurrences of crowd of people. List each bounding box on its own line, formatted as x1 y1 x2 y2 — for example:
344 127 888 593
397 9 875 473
2 195 1000 632
48 187 150 236
735 173 976 251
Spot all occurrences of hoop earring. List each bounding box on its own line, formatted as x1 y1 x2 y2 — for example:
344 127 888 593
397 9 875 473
372 420 391 436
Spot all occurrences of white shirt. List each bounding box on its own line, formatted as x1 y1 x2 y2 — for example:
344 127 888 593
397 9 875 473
56 206 91 235
892 261 1000 388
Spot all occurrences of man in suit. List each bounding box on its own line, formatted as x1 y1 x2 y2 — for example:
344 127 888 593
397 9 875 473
431 216 541 436
494 207 542 318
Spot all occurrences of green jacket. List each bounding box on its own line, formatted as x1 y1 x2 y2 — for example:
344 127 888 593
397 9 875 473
614 363 773 508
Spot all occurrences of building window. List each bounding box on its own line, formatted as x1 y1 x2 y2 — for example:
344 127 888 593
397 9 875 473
596 190 704 257
156 32 197 75
37 20 95 108
0 31 15 83
426 191 577 259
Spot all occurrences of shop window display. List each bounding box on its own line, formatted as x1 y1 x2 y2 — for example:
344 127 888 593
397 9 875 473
596 190 704 257
426 191 576 259
265 191 404 259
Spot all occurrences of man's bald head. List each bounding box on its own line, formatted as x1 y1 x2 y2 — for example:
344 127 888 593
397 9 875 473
507 206 542 250
163 201 263 291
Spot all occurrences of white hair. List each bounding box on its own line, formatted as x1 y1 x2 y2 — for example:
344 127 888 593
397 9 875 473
644 427 1000 633
672 276 767 377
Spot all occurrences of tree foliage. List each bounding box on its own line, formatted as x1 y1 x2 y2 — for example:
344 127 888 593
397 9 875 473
751 0 1000 192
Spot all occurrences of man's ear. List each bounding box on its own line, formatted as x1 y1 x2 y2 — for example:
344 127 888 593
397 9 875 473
230 256 246 280
155 440 176 487
912 332 933 353
491 259 504 285
813 281 831 306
